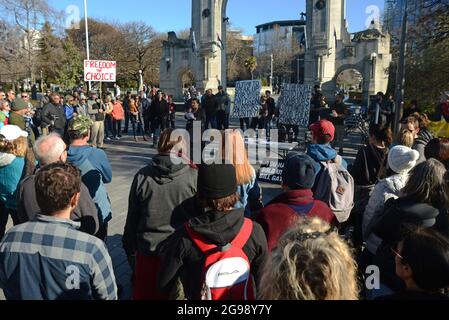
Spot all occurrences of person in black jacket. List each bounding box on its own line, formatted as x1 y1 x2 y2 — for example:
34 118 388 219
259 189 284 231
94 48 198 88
158 164 268 300
123 129 198 300
370 159 449 299
348 123 392 246
149 91 169 147
202 89 219 130
41 93 66 137
378 227 449 300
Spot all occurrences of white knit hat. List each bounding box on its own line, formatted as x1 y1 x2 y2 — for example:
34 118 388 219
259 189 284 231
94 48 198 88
388 145 420 174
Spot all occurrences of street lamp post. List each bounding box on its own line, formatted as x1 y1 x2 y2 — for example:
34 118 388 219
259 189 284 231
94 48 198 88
270 54 274 90
139 70 143 92
297 58 300 84
84 0 91 91
393 0 409 135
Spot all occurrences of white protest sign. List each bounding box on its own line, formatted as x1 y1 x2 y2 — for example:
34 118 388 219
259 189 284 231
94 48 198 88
84 60 116 82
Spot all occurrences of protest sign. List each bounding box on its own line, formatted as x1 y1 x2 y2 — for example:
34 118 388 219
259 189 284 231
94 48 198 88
278 84 313 127
84 60 117 82
231 80 261 118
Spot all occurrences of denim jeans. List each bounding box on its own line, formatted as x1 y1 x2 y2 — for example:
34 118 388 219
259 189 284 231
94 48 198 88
204 115 217 130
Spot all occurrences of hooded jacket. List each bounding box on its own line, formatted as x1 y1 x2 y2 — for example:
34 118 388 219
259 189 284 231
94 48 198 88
0 153 26 210
68 146 113 224
122 154 198 256
363 173 409 254
372 197 449 291
256 189 335 252
413 128 434 164
307 144 348 190
16 173 99 235
158 208 268 300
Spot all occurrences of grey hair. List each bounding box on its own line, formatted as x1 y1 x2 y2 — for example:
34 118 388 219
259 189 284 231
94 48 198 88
403 158 448 207
33 133 67 166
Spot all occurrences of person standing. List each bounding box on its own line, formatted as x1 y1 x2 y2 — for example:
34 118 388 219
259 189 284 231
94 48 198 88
111 97 124 140
67 115 113 242
41 93 66 138
216 86 230 130
139 91 151 135
8 98 36 145
0 162 117 300
330 93 349 153
104 96 114 141
158 164 268 300
122 91 132 134
203 89 219 130
369 92 391 126
256 152 335 252
0 100 10 129
16 133 99 236
87 91 105 149
266 90 277 132
6 89 15 108
167 95 176 129
149 91 169 147
0 125 29 239
123 129 198 300
129 96 147 142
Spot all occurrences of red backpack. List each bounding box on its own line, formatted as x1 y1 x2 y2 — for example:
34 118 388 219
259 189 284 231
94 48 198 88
185 218 255 300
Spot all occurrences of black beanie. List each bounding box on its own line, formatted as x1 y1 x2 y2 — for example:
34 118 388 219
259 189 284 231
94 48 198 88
282 152 317 190
198 164 237 200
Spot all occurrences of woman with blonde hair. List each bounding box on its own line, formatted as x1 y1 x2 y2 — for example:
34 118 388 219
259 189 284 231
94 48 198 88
222 129 262 217
0 125 29 239
396 129 415 148
260 217 359 300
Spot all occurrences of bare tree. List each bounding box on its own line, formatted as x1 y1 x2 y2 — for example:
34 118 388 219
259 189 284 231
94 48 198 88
119 22 163 85
0 0 60 82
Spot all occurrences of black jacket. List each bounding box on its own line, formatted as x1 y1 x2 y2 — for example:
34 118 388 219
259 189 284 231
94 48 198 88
16 174 99 235
350 144 388 187
203 95 219 116
122 154 198 256
372 197 449 291
158 208 268 300
41 103 66 130
149 99 169 120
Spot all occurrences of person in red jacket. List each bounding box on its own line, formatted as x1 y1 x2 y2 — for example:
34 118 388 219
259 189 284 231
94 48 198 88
256 152 336 252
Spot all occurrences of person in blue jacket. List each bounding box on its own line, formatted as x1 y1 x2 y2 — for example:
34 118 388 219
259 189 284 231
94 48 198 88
307 120 348 190
67 115 113 241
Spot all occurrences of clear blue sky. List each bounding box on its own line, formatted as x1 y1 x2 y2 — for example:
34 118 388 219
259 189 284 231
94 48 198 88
50 0 385 35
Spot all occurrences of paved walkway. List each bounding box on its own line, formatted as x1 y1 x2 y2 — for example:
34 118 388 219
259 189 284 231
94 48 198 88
0 115 363 300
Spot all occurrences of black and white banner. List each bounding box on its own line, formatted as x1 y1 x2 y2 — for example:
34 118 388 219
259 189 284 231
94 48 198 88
231 80 261 118
278 84 312 127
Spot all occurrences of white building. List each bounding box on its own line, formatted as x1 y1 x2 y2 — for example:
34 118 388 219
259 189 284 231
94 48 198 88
254 20 306 55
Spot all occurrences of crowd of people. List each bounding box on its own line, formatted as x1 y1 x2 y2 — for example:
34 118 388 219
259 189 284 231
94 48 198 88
1 82 449 302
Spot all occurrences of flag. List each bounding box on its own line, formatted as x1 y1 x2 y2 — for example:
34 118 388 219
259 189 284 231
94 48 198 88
191 30 198 53
217 33 224 50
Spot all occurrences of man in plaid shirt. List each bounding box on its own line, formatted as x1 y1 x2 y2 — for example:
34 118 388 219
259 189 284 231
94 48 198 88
0 162 117 300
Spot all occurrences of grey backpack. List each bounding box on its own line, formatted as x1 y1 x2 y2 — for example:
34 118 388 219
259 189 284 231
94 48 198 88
314 155 354 223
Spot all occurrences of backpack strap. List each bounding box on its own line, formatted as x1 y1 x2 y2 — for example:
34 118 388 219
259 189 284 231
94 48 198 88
230 219 253 249
185 218 253 253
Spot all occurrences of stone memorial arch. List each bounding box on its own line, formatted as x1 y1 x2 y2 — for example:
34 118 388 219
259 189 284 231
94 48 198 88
160 0 391 104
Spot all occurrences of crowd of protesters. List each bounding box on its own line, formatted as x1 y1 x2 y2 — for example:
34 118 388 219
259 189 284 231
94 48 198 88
1 82 449 302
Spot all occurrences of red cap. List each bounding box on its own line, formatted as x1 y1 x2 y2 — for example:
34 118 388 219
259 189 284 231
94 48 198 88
310 120 335 142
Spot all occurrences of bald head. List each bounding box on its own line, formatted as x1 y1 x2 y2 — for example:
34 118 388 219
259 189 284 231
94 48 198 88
33 134 67 166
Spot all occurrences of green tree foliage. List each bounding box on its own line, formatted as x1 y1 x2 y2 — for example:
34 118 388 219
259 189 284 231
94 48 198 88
54 39 83 89
244 56 257 80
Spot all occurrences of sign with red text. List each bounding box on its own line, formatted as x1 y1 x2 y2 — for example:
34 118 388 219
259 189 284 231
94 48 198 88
84 60 116 82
